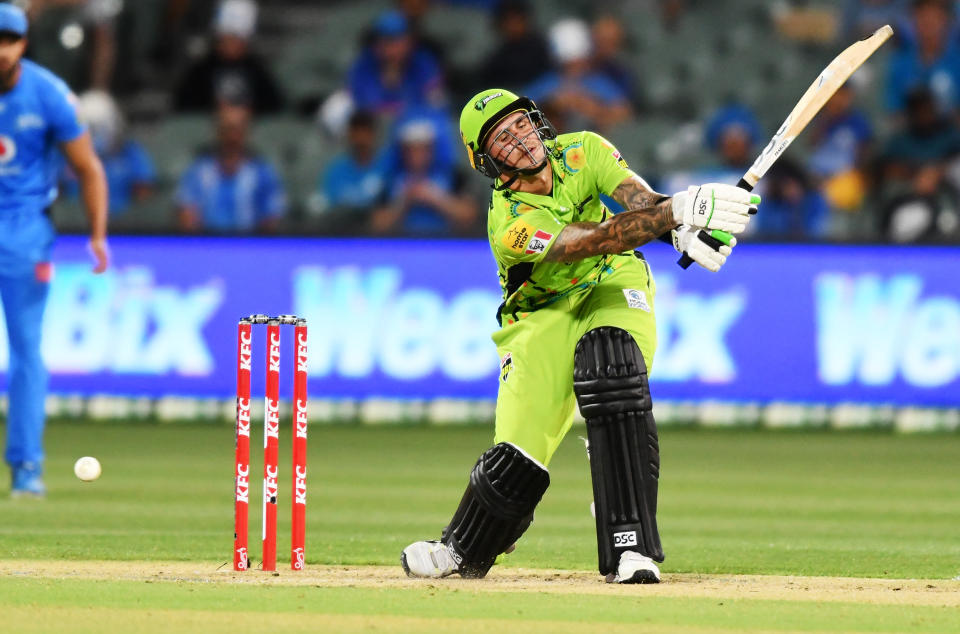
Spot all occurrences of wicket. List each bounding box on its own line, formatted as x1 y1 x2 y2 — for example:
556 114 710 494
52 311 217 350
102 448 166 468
234 314 308 572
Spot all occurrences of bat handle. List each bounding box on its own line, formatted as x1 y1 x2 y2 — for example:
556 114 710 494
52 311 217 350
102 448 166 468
737 177 759 215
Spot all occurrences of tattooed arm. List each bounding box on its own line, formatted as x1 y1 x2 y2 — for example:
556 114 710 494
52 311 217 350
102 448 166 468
543 175 677 262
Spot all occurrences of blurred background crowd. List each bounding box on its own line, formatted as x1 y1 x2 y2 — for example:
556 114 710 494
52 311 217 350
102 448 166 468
20 0 960 243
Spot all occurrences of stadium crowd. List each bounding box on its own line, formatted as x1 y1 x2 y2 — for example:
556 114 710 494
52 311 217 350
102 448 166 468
17 0 960 242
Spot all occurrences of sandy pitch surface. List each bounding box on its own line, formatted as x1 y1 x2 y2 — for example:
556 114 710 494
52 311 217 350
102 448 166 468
2 560 957 607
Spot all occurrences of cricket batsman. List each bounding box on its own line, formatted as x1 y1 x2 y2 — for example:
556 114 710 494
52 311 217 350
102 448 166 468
0 4 109 497
401 89 759 583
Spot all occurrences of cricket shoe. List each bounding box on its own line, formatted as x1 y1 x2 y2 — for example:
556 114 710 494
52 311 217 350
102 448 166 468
401 540 460 578
11 462 46 499
606 551 661 584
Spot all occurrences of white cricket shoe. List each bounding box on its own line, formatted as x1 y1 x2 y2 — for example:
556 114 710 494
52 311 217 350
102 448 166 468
606 551 661 584
400 540 460 578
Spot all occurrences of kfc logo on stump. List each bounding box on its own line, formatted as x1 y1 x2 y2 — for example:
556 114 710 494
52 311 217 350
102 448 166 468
0 135 16 164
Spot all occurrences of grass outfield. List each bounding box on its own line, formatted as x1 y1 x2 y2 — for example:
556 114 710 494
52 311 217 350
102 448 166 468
1 422 959 632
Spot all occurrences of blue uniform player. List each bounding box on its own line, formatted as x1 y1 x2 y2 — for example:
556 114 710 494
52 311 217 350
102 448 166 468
0 5 109 498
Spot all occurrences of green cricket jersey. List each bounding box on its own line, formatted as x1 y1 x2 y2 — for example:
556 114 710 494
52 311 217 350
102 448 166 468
488 130 640 325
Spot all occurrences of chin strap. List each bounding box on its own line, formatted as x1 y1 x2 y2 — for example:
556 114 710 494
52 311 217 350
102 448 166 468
492 157 549 191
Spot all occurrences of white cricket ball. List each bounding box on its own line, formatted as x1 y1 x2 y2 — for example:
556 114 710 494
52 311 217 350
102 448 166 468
74 456 101 482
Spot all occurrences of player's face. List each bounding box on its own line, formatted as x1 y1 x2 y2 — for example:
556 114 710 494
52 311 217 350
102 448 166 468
217 104 251 151
484 112 545 171
0 34 26 78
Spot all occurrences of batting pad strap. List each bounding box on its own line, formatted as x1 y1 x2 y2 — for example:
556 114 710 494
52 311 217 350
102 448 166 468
444 442 550 578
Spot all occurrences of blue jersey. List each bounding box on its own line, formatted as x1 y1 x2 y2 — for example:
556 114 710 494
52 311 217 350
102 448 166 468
176 152 286 232
0 59 84 214
322 152 387 210
62 139 156 214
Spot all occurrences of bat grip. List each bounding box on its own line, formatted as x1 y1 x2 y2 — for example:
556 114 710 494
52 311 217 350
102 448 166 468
737 177 758 215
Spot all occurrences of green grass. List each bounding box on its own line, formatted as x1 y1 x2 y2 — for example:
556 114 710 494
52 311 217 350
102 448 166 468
2 422 959 633
2 423 957 578
4 578 959 633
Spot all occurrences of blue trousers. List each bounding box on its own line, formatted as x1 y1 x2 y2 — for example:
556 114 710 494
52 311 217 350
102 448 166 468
0 211 54 467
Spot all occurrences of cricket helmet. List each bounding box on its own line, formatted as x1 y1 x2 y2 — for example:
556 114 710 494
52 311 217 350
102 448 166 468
459 88 557 179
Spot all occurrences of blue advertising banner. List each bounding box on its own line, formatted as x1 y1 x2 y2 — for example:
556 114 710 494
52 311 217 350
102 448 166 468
0 237 956 406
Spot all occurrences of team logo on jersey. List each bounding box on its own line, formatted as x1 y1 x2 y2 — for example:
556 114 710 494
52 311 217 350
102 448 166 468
474 92 503 111
562 143 586 173
509 201 536 218
623 289 650 312
502 220 534 253
499 352 512 382
0 135 17 164
524 230 553 254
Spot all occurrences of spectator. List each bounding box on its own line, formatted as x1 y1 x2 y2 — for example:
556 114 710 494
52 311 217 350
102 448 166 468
173 0 284 115
21 0 120 92
525 18 631 131
660 103 762 194
660 0 687 31
397 0 446 63
808 84 874 211
842 0 910 40
348 10 444 116
700 103 829 239
591 15 639 108
477 1 551 93
61 91 155 215
886 0 960 114
666 103 827 238
314 110 387 230
176 102 287 233
752 158 831 239
371 117 476 235
877 88 960 241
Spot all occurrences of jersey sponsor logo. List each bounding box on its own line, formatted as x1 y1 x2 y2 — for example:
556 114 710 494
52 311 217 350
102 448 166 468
17 113 44 130
524 230 553 254
623 289 650 312
612 149 628 169
474 91 503 111
613 531 638 547
35 262 54 283
499 352 512 382
501 220 534 253
0 134 17 164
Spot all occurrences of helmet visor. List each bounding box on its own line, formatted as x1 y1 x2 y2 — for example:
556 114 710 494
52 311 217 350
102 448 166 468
484 111 548 174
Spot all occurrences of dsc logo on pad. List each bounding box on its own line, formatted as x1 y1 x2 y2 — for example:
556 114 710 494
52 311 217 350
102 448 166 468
613 531 638 547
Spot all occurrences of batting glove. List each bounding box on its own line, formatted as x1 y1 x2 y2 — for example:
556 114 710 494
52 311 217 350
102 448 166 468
671 225 736 273
671 183 760 234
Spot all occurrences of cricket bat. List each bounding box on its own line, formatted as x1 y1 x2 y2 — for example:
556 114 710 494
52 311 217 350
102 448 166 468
678 24 894 269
